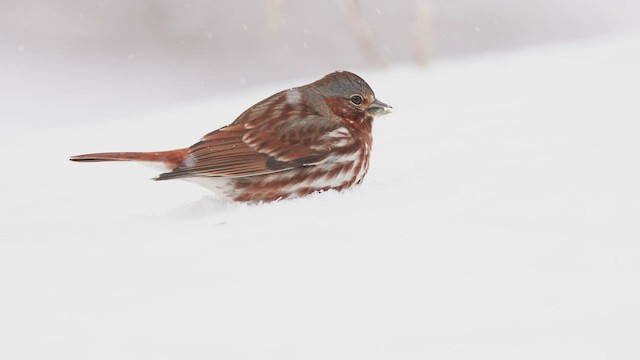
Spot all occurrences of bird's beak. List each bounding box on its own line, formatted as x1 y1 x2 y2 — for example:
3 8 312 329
367 99 392 117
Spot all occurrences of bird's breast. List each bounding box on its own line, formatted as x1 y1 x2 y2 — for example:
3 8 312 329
193 144 370 202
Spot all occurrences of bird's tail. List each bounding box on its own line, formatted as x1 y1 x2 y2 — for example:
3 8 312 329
69 149 189 169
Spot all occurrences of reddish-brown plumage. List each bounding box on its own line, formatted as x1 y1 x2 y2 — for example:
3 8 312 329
70 71 391 202
70 149 189 168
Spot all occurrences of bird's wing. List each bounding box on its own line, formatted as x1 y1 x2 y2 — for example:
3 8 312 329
155 95 352 180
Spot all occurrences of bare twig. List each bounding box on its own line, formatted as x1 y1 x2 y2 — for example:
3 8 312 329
336 0 386 67
267 0 286 33
415 1 433 66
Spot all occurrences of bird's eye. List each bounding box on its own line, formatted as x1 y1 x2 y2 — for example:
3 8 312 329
350 95 363 105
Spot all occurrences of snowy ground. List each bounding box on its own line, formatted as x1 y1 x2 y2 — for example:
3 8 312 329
1 30 640 359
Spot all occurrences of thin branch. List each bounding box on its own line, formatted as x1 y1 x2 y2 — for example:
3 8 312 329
267 0 286 33
336 0 386 67
415 1 433 66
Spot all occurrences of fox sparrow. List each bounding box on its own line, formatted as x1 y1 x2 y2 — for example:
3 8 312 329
70 71 391 202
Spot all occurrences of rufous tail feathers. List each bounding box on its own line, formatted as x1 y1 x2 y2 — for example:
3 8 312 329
70 149 189 169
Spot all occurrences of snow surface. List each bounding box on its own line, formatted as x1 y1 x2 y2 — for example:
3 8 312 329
1 30 640 359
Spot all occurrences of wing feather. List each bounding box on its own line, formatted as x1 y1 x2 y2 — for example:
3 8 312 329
156 91 353 180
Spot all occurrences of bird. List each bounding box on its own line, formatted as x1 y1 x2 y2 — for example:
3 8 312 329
70 71 391 202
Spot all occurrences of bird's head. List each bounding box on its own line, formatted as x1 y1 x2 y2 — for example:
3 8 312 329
308 71 392 126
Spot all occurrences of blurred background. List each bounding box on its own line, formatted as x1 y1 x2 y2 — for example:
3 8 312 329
2 0 640 133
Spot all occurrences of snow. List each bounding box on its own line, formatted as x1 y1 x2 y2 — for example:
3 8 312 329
1 30 640 359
